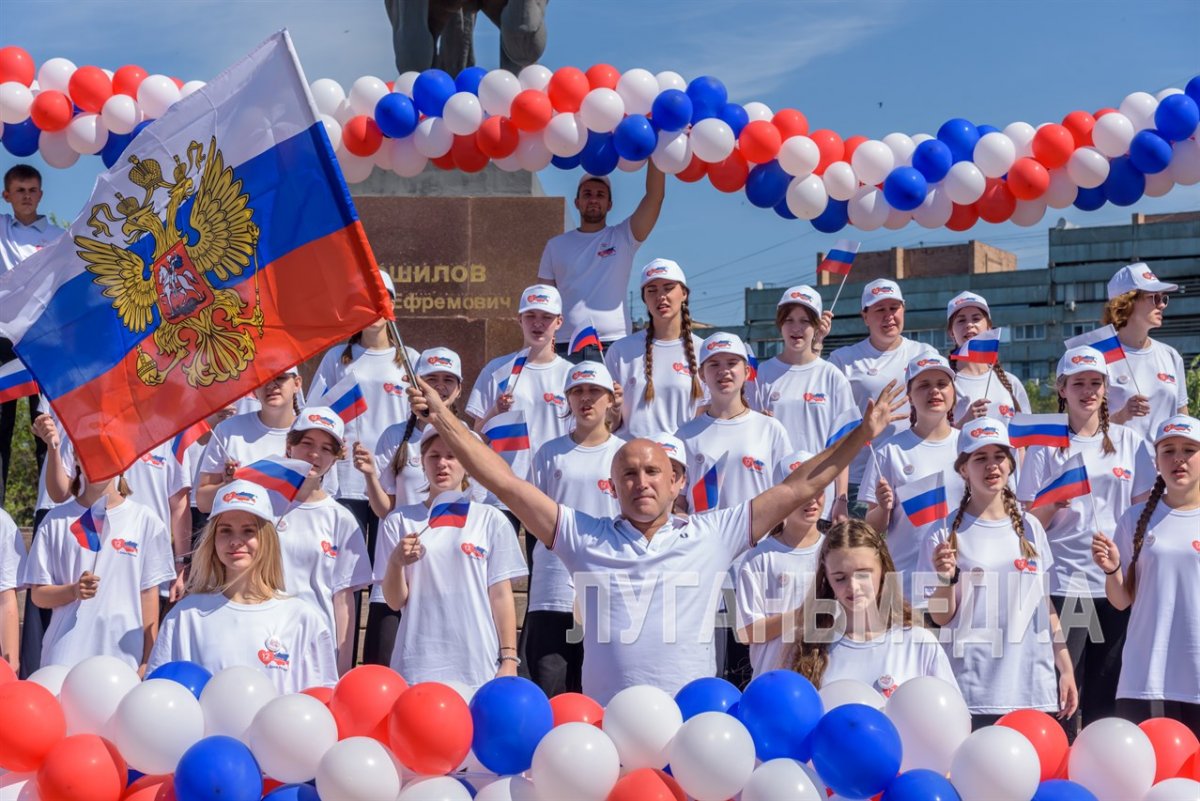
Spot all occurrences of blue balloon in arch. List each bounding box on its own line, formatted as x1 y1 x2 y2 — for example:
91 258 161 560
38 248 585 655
686 75 728 123
1154 93 1200 141
911 139 953 183
810 704 902 800
455 66 487 96
1073 185 1106 211
147 660 212 699
1128 129 1172 174
613 115 657 161
675 676 742 720
774 197 798 220
412 69 456 117
375 93 418 138
745 160 790 208
580 130 619 176
100 131 135 168
1032 779 1099 801
976 124 1001 137
718 102 749 137
1103 156 1145 206
263 784 320 801
469 676 553 776
883 166 928 211
2 118 39 157
174 736 262 801
811 198 850 233
1186 75 1200 106
937 117 980 163
736 670 824 761
881 769 961 801
551 153 582 170
651 89 693 133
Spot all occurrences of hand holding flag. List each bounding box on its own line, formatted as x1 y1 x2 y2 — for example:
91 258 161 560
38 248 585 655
1008 413 1070 449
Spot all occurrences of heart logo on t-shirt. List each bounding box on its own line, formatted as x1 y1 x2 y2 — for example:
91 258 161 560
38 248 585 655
1014 558 1030 572
1192 540 1200 553
257 649 273 665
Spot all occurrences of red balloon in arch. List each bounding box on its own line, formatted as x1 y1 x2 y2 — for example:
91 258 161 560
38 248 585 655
1061 110 1096 148
0 679 66 772
548 67 589 112
328 664 409 741
585 64 620 90
0 46 37 87
809 129 844 175
451 134 490 173
510 89 553 132
68 66 113 114
708 151 749 192
997 709 1068 782
1007 157 1050 200
476 116 520 158
1032 123 1075 169
342 115 383 157
675 155 709 183
772 108 809 139
842 134 868 163
30 90 74 132
111 65 148 98
738 120 782 164
36 734 126 801
549 692 604 727
606 768 686 801
431 152 456 170
946 202 979 231
1139 718 1200 783
977 178 1017 223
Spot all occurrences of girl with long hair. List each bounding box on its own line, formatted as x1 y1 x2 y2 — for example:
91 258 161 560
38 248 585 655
945 291 1028 423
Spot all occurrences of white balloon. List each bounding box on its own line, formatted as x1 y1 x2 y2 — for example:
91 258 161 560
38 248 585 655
199 665 279 742
1012 198 1048 227
911 132 935 146
38 130 79 168
743 102 774 123
475 776 539 801
1068 718 1156 801
1142 778 1200 801
515 131 552 171
27 664 70 696
973 132 1017 178
602 685 682 770
1119 91 1159 130
334 97 357 125
740 758 822 801
1066 146 1111 188
442 92 483 136
885 676 970 774
248 693 339 784
530 722 620 801
316 737 402 801
668 712 756 801
543 112 587 157
66 113 108 155
884 206 912 230
399 776 473 801
390 136 429 177
1045 168 1079 208
689 117 735 163
60 655 140 735
478 69 520 117
1155 87 1185 101
912 185 953 229
1169 137 1200 185
778 136 820 177
350 75 389 117
1092 113 1136 158
950 726 1040 801
319 114 343 152
822 161 858 201
517 64 552 92
1003 121 1037 158
137 74 180 119
493 154 522 172
883 132 916 166
37 57 76 94
413 117 453 158
339 150 375 183
0 772 37 801
615 68 659 116
180 80 206 99
100 94 141 135
655 70 687 93
819 679 885 711
579 88 625 133
617 157 645 172
786 174 829 219
0 81 34 124
943 161 986 204
651 130 692 174
112 679 204 775
394 71 421 98
850 140 894 186
1143 167 1175 197
310 78 346 116
847 186 890 231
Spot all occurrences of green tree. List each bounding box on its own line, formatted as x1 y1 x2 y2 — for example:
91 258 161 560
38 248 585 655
1188 354 1200 412
1023 379 1061 414
2 397 38 528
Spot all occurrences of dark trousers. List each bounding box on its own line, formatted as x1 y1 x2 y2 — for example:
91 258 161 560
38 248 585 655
339 498 382 667
18 507 51 678
1051 593 1128 737
1118 699 1200 739
519 610 583 696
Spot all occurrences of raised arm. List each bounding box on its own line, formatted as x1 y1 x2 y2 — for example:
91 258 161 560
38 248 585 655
630 162 666 242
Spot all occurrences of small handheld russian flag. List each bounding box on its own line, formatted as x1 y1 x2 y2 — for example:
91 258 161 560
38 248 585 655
234 455 311 502
482 410 531 457
171 420 212 464
569 323 603 356
896 472 949 527
950 328 1002 365
70 497 108 552
690 454 727 513
1031 453 1092 509
746 350 759 383
499 348 530 394
818 239 860 276
1008 413 1071 449
0 360 38 404
321 373 368 425
1064 325 1126 365
429 490 471 528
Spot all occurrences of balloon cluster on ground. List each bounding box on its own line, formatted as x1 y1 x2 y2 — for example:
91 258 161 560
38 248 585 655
1 45 1198 232
2 659 1198 801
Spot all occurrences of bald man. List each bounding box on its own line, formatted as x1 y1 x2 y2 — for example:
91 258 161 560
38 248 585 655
408 379 905 702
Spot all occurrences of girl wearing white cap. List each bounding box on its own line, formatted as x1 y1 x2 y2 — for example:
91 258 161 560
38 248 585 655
944 291 1028 422
375 427 527 689
148 479 338 691
923 421 1078 728
1093 415 1200 732
605 258 706 439
1017 346 1155 729
524 360 623 695
279 408 373 675
1101 263 1188 441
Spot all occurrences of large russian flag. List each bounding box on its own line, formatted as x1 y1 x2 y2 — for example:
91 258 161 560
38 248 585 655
0 32 391 481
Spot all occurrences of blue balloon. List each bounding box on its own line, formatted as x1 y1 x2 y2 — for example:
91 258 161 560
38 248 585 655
412 69 456 117
882 769 961 801
1032 779 1099 801
263 785 320 801
745 160 790 208
131 120 153 139
174 735 262 801
1129 129 1172 174
147 660 212 699
1155 93 1200 141
675 677 742 720
126 769 144 787
100 131 134 168
651 89 693 133
551 153 582 170
2 118 39 157
1186 75 1200 106
736 670 824 761
911 139 953 183
613 115 657 161
375 93 418 139
811 198 849 233
580 130 619 176
774 197 797 220
718 103 749 137
937 118 980 163
976 124 1001 137
883 166 928 211
1073 185 1106 211
469 677 553 775
686 76 727 123
455 66 487 96
1103 156 1145 206
810 704 902 800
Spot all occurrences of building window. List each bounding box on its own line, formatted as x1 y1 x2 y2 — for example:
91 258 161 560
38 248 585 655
1011 324 1046 341
1067 323 1094 338
910 329 950 349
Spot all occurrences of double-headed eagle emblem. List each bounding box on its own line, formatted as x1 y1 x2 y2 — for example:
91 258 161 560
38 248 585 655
75 136 264 387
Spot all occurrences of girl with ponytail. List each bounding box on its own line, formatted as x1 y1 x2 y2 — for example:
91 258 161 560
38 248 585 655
945 291 1029 423
1093 415 1200 733
923 420 1078 729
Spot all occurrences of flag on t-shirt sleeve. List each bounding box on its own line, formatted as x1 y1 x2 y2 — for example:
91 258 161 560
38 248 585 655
817 239 860 276
69 497 109 552
690 453 727 513
1031 453 1091 509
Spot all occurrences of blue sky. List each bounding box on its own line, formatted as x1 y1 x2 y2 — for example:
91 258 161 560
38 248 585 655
3 0 1198 325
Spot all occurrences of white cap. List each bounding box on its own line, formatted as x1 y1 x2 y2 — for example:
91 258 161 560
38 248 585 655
211 479 276 522
640 258 688 288
1154 414 1200 446
380 269 395 297
1056 346 1109 378
862 278 904 308
698 332 750 366
958 417 1013 455
1107 262 1178 299
417 347 463 380
777 285 823 317
774 450 815 484
946 291 989 320
564 360 614 393
518 284 562 315
419 426 483 449
650 433 688 469
577 173 612 191
291 406 346 444
906 354 955 384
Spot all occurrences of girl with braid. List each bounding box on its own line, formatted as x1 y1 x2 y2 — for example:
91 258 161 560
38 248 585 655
1017 346 1155 730
945 291 1029 423
923 420 1078 729
605 259 706 439
1093 415 1200 734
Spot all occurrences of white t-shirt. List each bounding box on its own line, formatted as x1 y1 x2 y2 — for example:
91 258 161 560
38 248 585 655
822 626 961 699
0 213 64 275
197 412 289 476
734 534 823 677
148 593 338 693
123 442 190 527
751 357 858 455
605 333 707 440
1105 339 1189 440
529 433 624 613
1016 425 1155 597
23 499 175 670
374 420 428 506
675 412 792 511
537 218 640 344
0 509 27 592
919 513 1058 715
952 368 1030 422
1113 502 1200 703
827 338 938 484
276 495 373 642
373 501 528 690
552 503 752 704
313 344 420 500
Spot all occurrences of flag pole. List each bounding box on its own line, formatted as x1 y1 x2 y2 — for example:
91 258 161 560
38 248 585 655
386 319 426 417
828 270 851 316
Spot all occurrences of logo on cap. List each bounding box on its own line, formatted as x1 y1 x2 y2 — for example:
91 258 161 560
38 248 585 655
871 286 895 295
307 413 336 428
645 265 670 277
571 369 597 381
1143 271 1156 280
525 293 551 304
1163 422 1192 434
426 355 454 368
915 358 941 368
789 291 813 302
1070 354 1099 365
952 295 977 307
803 392 827 403
222 490 257 504
706 340 734 351
970 426 1001 438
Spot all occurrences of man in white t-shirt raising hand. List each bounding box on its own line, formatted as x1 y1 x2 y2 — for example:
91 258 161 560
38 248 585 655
538 165 666 360
408 376 905 703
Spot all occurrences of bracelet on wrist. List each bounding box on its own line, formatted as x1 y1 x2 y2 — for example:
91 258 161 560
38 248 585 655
498 654 521 666
1103 561 1121 576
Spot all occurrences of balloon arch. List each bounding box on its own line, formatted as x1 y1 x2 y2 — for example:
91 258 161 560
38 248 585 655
1 46 1198 233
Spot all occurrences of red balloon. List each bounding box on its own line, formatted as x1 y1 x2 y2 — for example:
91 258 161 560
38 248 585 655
708 151 749 192
30 90 75 132
431 152 456 170
1179 750 1200 781
170 76 184 90
342 115 383 157
809 129 844 175
451 134 490 173
389 682 473 775
122 774 175 801
112 65 148 98
549 692 604 727
585 64 620 91
1093 107 1118 119
68 66 114 114
1007 157 1050 200
1061 110 1096 148
329 664 409 741
0 46 36 87
301 685 334 705
260 778 285 796
842 134 868 163
997 709 1068 782
606 768 686 801
977 178 1016 223
1139 718 1200 783
0 657 14 685
738 120 782 164
510 89 553 132
772 108 809 139
476 116 520 158
946 202 979 231
675 155 708 183
0 680 66 772
548 67 589 113
1031 123 1075 169
37 734 126 801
